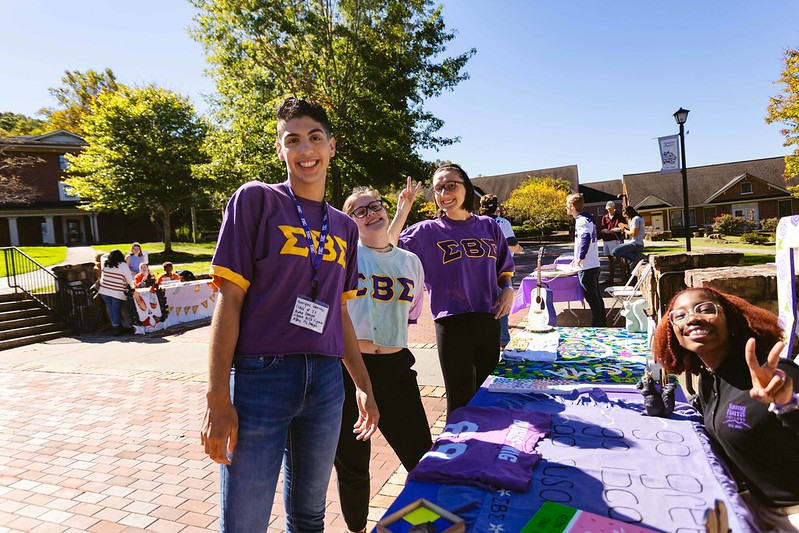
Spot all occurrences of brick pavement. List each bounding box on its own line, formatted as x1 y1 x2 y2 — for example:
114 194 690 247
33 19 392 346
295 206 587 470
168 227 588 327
0 243 605 532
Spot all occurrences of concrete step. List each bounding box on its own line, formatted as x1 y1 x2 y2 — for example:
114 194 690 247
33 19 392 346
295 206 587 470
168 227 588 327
0 292 27 303
0 330 73 351
0 322 68 342
0 314 53 332
0 299 41 313
0 307 51 322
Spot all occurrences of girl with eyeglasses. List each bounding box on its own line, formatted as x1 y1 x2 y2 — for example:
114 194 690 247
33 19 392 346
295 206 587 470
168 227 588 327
391 164 515 417
335 184 432 533
653 287 799 531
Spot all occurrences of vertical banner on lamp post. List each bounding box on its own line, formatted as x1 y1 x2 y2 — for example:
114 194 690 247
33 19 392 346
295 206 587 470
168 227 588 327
658 135 680 173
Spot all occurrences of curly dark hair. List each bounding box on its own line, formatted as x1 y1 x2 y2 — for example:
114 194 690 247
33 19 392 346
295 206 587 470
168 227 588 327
104 249 125 268
652 287 786 375
433 163 475 217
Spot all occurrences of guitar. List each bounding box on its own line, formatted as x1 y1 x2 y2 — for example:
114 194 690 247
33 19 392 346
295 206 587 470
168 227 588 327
528 247 557 331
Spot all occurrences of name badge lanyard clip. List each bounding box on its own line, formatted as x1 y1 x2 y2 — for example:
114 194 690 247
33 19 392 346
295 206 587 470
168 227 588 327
285 184 329 301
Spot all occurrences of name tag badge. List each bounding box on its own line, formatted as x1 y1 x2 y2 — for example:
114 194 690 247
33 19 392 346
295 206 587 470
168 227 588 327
290 295 330 334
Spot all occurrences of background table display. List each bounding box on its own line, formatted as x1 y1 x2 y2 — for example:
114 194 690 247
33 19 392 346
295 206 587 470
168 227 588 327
131 280 218 334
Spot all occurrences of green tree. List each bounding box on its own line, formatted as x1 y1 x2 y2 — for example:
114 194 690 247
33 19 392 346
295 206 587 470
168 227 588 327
0 112 47 136
65 86 209 252
503 176 572 239
40 68 121 136
766 48 799 194
191 0 474 206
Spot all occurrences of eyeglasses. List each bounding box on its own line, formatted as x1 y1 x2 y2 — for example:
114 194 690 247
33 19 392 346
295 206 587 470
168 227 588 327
433 181 464 195
668 301 720 326
350 199 384 218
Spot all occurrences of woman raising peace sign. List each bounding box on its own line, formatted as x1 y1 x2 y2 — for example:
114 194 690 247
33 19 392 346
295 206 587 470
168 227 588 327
653 287 799 531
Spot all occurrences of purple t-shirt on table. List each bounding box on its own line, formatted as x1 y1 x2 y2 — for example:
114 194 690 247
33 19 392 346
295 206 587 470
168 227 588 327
210 180 359 358
408 406 551 492
398 215 514 320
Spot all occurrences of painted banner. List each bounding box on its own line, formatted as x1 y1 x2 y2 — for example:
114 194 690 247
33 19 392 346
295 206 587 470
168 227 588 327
133 279 218 334
658 135 680 173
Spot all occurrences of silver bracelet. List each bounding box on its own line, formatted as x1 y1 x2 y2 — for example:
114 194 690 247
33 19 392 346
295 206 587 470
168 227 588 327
768 393 799 415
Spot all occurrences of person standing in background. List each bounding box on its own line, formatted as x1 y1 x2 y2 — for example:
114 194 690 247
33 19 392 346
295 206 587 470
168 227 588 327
125 242 148 276
566 193 606 327
479 194 522 348
98 249 134 336
598 200 626 285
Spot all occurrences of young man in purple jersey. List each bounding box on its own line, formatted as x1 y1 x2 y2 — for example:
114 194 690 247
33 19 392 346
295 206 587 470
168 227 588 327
200 97 378 532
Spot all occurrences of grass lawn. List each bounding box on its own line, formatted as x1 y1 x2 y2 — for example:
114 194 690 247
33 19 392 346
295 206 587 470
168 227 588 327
646 235 775 266
92 242 215 277
0 246 68 277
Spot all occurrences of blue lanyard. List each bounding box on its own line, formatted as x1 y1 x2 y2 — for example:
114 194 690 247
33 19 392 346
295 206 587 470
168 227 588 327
285 183 329 300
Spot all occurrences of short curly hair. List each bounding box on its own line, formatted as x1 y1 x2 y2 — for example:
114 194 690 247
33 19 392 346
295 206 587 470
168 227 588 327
652 287 786 375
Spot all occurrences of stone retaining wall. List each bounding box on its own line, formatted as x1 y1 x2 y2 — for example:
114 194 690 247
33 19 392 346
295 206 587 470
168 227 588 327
641 251 784 317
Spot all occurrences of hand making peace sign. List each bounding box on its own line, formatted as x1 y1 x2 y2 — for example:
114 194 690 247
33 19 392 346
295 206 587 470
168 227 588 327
744 338 794 405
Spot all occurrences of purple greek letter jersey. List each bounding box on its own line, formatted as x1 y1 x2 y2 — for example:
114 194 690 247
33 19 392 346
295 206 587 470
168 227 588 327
210 180 359 358
408 406 550 491
398 215 514 320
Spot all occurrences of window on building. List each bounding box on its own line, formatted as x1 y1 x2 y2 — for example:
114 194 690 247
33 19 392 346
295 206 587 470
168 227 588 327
58 182 80 201
740 182 753 194
670 208 696 228
59 155 70 171
778 199 793 218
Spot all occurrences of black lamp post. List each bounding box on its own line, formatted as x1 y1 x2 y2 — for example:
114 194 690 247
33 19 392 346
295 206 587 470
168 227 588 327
674 107 691 252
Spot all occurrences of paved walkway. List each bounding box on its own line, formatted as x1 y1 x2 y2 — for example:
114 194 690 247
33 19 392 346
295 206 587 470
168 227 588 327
0 241 708 532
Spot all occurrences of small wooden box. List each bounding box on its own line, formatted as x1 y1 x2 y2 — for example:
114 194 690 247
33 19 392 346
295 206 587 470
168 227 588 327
376 498 465 533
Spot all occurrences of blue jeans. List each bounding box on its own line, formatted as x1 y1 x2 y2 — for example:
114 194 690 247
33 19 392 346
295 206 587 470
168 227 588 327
499 314 510 346
100 294 123 326
613 242 644 262
578 267 606 327
220 354 344 532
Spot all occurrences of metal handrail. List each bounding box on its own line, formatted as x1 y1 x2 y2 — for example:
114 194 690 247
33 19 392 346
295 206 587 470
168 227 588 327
2 246 90 333
2 246 58 311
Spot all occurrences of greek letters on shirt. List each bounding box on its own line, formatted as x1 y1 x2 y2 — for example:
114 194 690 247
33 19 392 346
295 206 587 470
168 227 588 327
277 225 349 269
356 272 415 304
437 237 499 265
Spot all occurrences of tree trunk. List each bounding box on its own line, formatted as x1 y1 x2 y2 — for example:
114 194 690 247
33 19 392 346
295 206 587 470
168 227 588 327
330 164 342 208
160 207 173 254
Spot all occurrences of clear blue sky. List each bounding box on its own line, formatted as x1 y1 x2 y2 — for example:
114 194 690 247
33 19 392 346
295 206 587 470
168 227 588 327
3 1 798 183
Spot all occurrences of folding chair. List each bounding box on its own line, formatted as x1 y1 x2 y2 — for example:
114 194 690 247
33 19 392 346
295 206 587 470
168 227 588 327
605 259 652 325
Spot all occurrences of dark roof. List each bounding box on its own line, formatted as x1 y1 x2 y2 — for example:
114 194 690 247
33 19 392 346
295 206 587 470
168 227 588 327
0 130 87 150
579 179 623 204
470 165 579 204
623 157 797 209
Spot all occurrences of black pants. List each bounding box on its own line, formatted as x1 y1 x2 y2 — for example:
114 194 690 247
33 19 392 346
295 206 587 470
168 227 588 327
334 349 432 532
578 267 607 327
434 312 500 417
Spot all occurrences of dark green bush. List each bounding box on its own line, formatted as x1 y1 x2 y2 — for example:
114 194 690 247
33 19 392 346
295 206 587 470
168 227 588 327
741 232 769 245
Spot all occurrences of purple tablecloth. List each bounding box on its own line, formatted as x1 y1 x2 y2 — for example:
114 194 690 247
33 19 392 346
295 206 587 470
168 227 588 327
512 271 584 313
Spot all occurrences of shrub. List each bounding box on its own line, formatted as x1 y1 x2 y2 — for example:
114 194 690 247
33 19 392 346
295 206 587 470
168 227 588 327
712 214 754 235
649 232 673 241
741 232 769 245
759 217 779 233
